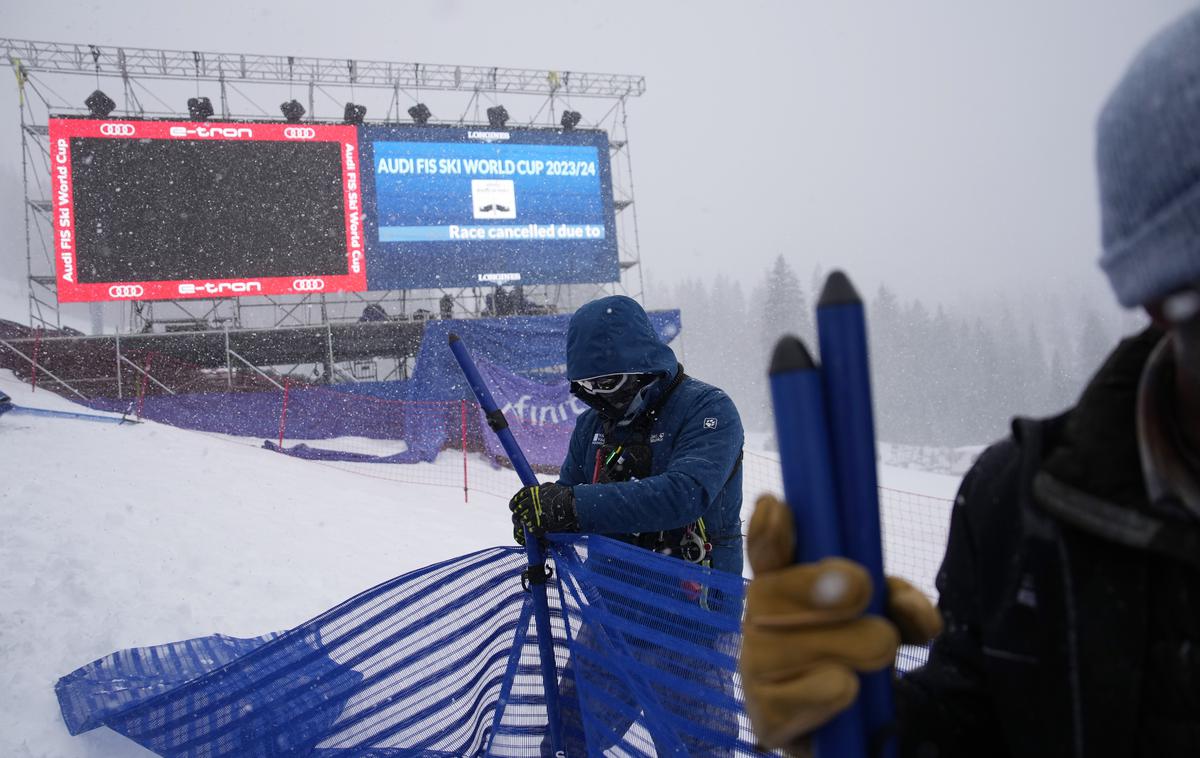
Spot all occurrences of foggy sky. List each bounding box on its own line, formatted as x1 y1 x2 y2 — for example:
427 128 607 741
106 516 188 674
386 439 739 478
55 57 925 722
3 0 1194 311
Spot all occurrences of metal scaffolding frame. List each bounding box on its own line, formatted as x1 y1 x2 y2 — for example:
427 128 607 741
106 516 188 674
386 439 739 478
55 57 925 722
3 37 647 349
2 40 644 98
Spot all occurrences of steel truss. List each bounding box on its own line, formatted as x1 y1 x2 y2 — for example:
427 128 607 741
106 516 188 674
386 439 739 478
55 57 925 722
3 38 647 378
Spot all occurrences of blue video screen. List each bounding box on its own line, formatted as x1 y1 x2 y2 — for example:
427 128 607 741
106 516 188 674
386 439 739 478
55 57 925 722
360 126 619 289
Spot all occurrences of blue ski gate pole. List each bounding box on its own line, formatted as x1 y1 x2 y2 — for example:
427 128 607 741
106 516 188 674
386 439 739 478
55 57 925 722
816 272 895 758
769 336 868 758
448 334 566 757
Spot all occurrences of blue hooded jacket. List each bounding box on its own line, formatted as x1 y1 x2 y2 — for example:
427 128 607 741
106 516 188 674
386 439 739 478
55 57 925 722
558 296 745 575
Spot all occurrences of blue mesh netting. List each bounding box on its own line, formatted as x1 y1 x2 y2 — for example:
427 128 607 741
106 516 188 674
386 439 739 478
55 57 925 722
57 536 927 756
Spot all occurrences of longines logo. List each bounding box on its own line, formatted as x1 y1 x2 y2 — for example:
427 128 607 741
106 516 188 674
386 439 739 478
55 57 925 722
108 284 144 298
478 272 521 283
99 123 136 137
467 130 511 141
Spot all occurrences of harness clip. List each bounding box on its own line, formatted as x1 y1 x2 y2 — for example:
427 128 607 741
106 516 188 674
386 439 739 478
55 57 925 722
521 563 554 592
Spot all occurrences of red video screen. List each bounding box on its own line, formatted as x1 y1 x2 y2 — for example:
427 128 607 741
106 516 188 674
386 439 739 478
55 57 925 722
48 118 366 302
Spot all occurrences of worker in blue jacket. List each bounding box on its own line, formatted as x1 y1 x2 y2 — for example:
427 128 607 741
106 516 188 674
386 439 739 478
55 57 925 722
510 294 745 756
508 294 746 575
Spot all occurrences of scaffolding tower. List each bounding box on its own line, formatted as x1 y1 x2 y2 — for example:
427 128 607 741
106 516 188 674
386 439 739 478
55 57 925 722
2 38 647 334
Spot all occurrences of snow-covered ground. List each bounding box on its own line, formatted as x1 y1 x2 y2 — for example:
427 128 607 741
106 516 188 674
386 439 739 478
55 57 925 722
0 371 961 757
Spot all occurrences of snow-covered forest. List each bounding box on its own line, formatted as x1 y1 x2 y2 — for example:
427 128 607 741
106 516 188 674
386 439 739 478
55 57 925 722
650 255 1145 446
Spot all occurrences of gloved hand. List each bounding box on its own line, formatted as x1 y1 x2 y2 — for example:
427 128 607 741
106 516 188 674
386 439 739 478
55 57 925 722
739 494 943 753
508 483 580 546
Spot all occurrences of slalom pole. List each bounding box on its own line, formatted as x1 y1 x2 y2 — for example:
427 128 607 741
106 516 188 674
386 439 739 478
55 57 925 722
769 336 867 758
816 272 895 757
448 333 565 757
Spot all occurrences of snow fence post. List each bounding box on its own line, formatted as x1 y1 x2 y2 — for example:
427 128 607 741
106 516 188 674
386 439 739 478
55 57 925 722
277 378 291 450
448 333 565 757
461 399 469 503
769 335 868 758
136 352 154 420
816 271 895 758
30 327 42 393
115 330 122 399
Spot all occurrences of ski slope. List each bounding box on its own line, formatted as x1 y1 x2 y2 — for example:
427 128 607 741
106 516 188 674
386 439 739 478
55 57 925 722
0 370 961 757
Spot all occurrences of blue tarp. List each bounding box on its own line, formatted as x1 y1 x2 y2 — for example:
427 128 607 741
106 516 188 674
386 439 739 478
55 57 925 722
83 312 681 467
261 439 433 465
402 312 682 401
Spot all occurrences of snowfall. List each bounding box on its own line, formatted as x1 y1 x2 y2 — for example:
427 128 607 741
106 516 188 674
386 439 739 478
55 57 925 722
0 367 962 757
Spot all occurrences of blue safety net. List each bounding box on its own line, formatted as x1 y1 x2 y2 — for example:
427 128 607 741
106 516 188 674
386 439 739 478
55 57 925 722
55 536 763 756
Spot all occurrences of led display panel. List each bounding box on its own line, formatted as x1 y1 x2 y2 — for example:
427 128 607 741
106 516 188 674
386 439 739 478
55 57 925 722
360 125 619 289
49 118 365 302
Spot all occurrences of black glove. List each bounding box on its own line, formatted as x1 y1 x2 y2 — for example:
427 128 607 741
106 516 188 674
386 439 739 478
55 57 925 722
509 483 579 546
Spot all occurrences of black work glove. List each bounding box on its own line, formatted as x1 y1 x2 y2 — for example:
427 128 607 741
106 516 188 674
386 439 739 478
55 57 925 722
509 483 579 546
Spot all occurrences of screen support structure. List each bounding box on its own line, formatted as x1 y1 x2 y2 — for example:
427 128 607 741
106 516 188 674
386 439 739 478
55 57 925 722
4 39 647 350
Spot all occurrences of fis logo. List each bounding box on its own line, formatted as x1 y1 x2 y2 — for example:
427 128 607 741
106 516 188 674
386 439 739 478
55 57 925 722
108 284 144 298
178 281 263 295
99 123 136 137
283 127 317 140
291 278 326 292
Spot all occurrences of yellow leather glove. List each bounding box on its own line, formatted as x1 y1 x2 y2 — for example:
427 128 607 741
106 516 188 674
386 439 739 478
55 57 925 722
739 494 943 753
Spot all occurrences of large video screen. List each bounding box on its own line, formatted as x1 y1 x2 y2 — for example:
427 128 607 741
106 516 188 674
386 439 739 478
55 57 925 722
360 125 619 289
49 118 365 302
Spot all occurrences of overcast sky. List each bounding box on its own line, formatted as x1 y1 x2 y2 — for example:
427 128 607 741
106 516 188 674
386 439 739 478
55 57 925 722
3 0 1195 310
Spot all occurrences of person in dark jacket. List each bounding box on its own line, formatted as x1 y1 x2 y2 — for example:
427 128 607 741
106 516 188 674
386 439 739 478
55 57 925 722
739 7 1200 757
508 294 745 756
508 294 745 575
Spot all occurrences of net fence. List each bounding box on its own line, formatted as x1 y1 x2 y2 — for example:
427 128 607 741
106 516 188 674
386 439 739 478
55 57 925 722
261 432 956 613
103 384 961 673
57 525 953 757
57 537 758 757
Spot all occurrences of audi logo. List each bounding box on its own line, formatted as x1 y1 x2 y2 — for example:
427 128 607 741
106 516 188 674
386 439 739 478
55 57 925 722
108 284 145 298
99 123 136 137
283 127 317 140
292 278 326 292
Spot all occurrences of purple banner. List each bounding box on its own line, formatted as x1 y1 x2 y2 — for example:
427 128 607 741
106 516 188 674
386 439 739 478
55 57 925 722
474 359 587 469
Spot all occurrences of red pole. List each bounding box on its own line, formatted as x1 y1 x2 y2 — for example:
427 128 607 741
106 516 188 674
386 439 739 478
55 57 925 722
30 328 43 393
461 399 469 503
136 352 154 420
277 379 291 450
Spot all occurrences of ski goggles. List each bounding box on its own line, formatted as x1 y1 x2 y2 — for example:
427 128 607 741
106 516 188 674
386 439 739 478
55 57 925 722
573 373 633 395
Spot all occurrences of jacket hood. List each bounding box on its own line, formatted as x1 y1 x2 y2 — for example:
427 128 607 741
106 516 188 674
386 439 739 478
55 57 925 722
566 296 677 381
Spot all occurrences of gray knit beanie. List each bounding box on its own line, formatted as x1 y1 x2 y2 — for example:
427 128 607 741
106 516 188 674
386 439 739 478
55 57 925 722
1097 7 1200 308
